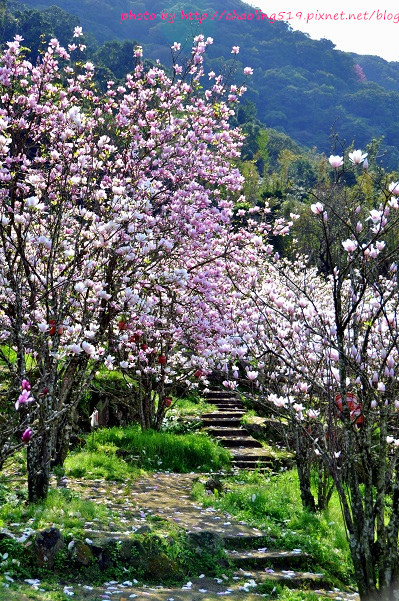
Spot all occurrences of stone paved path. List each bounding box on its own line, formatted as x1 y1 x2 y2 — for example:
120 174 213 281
61 472 357 601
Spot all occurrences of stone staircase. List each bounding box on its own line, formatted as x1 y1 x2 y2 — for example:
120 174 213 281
202 390 290 471
225 536 327 591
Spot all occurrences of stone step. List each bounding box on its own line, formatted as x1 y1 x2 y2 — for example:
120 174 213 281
227 549 308 569
223 535 269 550
212 404 245 411
212 400 244 405
83 578 266 600
206 427 247 437
215 437 263 448
208 396 241 401
202 417 241 428
230 452 274 460
232 460 272 470
235 567 326 589
203 412 245 419
204 390 238 399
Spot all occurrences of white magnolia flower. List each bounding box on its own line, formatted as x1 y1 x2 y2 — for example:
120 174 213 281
81 341 95 355
310 202 324 214
349 149 368 165
69 343 83 354
367 209 382 224
246 370 258 381
74 282 87 293
389 181 399 196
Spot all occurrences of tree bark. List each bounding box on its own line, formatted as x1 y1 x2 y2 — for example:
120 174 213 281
293 425 316 512
27 429 52 503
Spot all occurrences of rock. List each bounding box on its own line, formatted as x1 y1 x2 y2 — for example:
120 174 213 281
34 527 64 568
187 531 223 555
119 538 146 562
115 448 130 459
135 525 152 535
72 540 93 566
205 477 224 495
147 552 181 580
0 529 16 542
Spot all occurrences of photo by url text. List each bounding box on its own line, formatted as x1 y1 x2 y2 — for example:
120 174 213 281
120 9 399 24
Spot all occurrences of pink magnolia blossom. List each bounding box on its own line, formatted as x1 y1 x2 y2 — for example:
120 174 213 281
15 390 33 411
328 155 343 168
21 379 31 391
246 370 258 381
368 210 382 224
342 239 358 252
389 181 399 196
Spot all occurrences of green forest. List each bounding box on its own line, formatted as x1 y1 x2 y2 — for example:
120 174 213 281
3 0 399 170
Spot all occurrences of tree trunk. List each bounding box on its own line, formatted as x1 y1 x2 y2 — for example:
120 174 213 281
293 424 316 512
27 429 52 503
296 456 316 512
53 412 74 467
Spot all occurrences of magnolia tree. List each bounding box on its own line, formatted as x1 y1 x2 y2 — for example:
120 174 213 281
228 151 399 600
0 31 260 501
111 234 264 430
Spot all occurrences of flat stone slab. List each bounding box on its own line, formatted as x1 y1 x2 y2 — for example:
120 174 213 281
235 567 326 588
227 548 308 568
203 412 245 419
214 437 263 448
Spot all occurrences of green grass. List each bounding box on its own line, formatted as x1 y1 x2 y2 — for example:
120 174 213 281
79 425 231 473
65 450 138 481
275 589 322 600
173 396 217 416
193 469 354 588
0 486 111 534
0 579 71 600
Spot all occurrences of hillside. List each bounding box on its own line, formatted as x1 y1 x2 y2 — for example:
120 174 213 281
3 0 399 169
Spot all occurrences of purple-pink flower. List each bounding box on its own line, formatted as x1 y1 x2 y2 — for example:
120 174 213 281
310 202 324 215
342 239 358 253
15 390 33 411
21 428 32 443
21 379 31 391
389 181 399 196
328 155 343 168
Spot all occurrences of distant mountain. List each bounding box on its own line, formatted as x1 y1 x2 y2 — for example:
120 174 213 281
4 0 399 170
